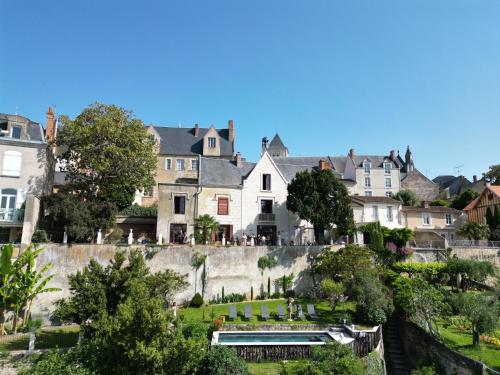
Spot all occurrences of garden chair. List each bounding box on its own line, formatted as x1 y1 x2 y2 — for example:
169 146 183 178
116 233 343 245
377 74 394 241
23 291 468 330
277 304 286 320
228 306 237 321
307 304 318 320
244 305 252 320
260 305 270 320
295 304 304 320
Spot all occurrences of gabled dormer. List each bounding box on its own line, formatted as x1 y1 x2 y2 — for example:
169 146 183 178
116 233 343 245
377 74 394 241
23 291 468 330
202 126 221 156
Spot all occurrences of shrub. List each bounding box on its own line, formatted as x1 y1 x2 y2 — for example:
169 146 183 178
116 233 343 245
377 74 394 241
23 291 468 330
31 229 48 243
209 293 246 305
19 350 92 375
284 290 296 298
191 293 204 307
430 199 448 207
352 274 393 325
197 345 249 375
271 292 281 299
183 322 209 340
392 262 447 282
363 351 384 375
51 299 77 325
119 203 158 217
412 364 439 375
107 227 124 242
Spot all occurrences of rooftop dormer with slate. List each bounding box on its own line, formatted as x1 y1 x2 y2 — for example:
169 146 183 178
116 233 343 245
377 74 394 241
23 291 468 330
0 113 45 143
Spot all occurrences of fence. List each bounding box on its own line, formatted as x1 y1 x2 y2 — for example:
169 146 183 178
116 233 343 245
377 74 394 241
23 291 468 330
449 239 500 248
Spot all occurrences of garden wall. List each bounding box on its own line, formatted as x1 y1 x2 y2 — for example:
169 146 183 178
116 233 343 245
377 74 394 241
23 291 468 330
32 244 329 321
413 247 500 265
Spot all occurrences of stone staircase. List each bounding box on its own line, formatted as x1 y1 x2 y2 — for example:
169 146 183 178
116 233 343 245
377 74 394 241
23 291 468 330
383 315 412 375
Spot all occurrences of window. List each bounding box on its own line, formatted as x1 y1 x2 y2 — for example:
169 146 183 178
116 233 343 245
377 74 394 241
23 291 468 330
385 178 392 188
2 151 22 177
191 159 199 171
365 191 372 197
372 206 378 220
364 177 371 187
165 159 172 170
385 191 393 197
11 126 21 139
262 174 271 191
445 214 453 225
387 206 393 221
260 199 273 214
208 137 216 148
0 188 17 221
422 212 431 225
174 196 186 214
217 197 229 215
176 159 185 171
363 162 371 173
384 162 391 175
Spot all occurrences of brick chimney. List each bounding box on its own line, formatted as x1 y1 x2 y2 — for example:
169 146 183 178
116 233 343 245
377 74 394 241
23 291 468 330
228 119 234 144
348 148 355 159
473 175 477 183
45 107 55 142
234 152 242 168
319 159 330 170
390 150 397 160
194 123 199 137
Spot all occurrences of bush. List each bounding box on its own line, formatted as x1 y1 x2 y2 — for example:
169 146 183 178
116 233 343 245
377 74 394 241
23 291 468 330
271 292 281 299
392 262 447 283
51 299 77 325
209 293 246 305
19 350 92 375
107 227 124 242
352 274 393 325
412 364 439 375
284 290 296 298
197 346 249 375
430 199 448 207
183 322 209 339
363 351 384 375
191 293 204 307
31 229 48 243
119 203 158 218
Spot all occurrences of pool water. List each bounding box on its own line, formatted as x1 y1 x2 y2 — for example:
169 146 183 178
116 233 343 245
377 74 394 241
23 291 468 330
218 332 333 344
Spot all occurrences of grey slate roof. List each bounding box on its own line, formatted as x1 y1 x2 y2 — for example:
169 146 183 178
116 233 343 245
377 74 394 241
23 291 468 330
432 175 471 196
152 126 233 156
0 113 45 142
352 155 399 168
272 156 343 181
200 157 255 187
268 134 286 149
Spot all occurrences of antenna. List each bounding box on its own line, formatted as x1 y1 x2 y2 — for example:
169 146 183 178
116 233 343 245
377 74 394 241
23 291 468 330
454 165 464 175
15 106 19 115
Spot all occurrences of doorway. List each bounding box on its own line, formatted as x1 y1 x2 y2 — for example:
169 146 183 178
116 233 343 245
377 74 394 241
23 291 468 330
170 224 187 244
257 225 277 245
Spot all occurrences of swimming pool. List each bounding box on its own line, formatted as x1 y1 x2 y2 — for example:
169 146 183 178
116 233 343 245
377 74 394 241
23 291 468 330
212 330 354 346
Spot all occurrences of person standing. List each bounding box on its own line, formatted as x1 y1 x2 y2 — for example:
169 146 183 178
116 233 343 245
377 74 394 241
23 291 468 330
287 297 294 320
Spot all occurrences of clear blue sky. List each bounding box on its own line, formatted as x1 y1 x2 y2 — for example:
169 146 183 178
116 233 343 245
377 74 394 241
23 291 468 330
1 0 499 180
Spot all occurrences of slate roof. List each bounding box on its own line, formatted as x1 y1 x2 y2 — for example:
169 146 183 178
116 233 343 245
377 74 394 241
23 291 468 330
352 155 399 168
199 157 255 187
401 206 462 214
0 113 45 142
151 126 233 156
351 196 401 205
272 156 343 181
432 175 471 196
268 134 286 149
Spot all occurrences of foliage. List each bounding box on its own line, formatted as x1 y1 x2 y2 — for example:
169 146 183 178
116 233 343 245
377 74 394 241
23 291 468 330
483 164 500 185
451 189 479 210
191 251 207 295
443 315 472 333
31 229 48 243
191 293 204 307
363 351 385 375
182 322 209 340
286 169 354 244
320 278 345 312
56 102 157 210
19 349 93 375
412 364 439 375
392 262 447 283
445 258 496 291
274 273 295 294
430 199 448 207
457 221 490 240
486 206 500 240
352 274 394 325
257 256 278 272
119 203 158 218
197 346 249 375
450 292 499 348
107 227 124 242
195 215 219 244
41 192 116 242
393 277 449 337
394 189 419 206
360 223 413 266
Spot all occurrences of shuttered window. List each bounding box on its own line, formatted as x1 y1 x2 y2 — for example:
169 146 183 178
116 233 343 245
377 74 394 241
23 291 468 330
218 197 229 215
2 151 22 177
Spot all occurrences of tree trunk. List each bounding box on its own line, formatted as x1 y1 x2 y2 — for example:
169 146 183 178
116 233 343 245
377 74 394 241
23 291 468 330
0 308 7 335
472 327 480 348
12 308 19 334
314 226 325 245
23 300 33 326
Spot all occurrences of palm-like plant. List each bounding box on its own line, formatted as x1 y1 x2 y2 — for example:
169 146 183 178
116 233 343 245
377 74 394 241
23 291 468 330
458 222 490 241
194 214 219 244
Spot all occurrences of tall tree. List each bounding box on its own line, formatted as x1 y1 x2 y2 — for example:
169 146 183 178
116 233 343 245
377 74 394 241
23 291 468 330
483 164 500 185
287 169 354 244
394 189 419 207
450 189 479 210
56 102 157 209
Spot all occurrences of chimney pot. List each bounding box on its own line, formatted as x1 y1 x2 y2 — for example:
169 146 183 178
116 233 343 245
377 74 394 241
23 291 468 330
228 119 235 144
473 175 477 183
194 124 199 137
390 150 396 160
45 106 56 142
349 148 355 159
235 152 242 167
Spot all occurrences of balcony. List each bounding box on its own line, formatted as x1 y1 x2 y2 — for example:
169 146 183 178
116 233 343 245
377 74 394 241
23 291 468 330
0 208 23 223
258 213 275 222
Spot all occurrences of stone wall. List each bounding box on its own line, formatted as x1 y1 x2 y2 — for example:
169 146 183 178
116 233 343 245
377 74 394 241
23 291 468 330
412 247 500 265
32 244 328 321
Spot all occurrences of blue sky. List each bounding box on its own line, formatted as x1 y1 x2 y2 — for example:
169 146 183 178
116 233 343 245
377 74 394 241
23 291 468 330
1 0 499 180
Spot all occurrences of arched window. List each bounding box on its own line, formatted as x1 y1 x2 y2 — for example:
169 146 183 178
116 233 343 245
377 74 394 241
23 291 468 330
0 188 17 221
2 151 22 177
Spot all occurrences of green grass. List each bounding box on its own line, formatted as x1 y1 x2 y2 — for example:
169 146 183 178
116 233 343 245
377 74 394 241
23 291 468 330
0 326 80 352
180 298 357 326
247 360 307 375
437 321 500 370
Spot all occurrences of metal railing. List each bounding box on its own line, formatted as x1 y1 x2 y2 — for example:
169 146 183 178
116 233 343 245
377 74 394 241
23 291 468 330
449 239 500 248
258 213 275 222
0 208 23 222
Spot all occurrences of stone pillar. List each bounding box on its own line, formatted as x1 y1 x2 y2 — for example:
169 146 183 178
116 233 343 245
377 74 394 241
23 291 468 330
97 229 102 245
128 229 134 245
21 195 40 247
157 233 163 245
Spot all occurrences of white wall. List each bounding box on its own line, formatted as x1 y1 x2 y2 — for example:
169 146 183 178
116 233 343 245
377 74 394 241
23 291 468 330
353 204 403 229
353 164 401 197
198 186 243 237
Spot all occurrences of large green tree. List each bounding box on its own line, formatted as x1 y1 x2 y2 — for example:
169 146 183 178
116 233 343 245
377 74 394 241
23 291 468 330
450 189 479 210
287 169 354 244
56 102 157 209
394 189 419 206
457 222 490 241
483 164 500 185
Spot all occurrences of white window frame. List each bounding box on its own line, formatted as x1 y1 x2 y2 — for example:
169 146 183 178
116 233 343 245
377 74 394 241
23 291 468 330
176 159 185 171
365 177 371 187
2 151 22 177
191 159 199 171
10 126 21 139
384 162 391 175
422 212 431 225
387 206 393 221
363 162 371 174
365 191 372 197
385 178 392 188
262 173 272 191
445 214 453 225
208 137 216 148
165 158 172 170
0 188 17 221
372 205 378 220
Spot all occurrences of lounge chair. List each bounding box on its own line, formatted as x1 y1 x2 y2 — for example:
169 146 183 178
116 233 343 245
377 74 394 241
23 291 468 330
228 306 237 321
296 305 304 320
244 305 252 320
307 304 318 320
277 304 286 320
260 305 270 320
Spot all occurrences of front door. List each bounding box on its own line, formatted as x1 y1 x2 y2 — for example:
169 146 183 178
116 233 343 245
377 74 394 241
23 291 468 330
170 224 187 244
257 225 277 245
218 225 232 242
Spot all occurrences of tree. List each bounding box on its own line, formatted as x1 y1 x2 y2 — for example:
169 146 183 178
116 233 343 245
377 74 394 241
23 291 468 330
257 256 277 298
352 273 394 325
197 346 249 375
320 278 344 312
451 189 479 210
483 164 500 185
287 169 354 244
55 102 157 210
394 189 419 207
457 222 490 241
191 251 207 295
445 258 496 291
451 292 499 348
275 273 295 295
194 215 219 244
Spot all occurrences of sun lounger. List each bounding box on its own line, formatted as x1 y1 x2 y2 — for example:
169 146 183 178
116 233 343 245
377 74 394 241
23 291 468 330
307 304 318 320
260 305 270 320
277 304 286 320
296 304 304 320
244 305 252 320
228 306 237 320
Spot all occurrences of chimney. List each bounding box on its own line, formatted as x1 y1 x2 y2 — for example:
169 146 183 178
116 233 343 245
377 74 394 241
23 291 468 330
228 119 234 144
234 152 242 168
194 124 199 137
348 148 355 159
319 159 330 170
390 150 397 160
261 137 269 155
473 175 477 183
45 107 55 142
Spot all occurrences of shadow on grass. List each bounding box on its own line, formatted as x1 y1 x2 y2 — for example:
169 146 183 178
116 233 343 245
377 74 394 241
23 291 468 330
0 328 79 352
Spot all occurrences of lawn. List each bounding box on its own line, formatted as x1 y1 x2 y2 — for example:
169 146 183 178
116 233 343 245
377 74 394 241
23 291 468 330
437 321 500 371
0 326 80 352
179 298 357 326
247 360 308 375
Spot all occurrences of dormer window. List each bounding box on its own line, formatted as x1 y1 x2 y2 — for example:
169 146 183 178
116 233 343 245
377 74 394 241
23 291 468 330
363 162 371 173
262 174 271 191
384 162 391 174
11 126 21 139
208 137 216 148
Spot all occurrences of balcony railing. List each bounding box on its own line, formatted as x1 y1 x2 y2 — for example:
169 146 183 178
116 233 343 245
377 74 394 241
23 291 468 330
0 208 23 222
258 213 275 222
